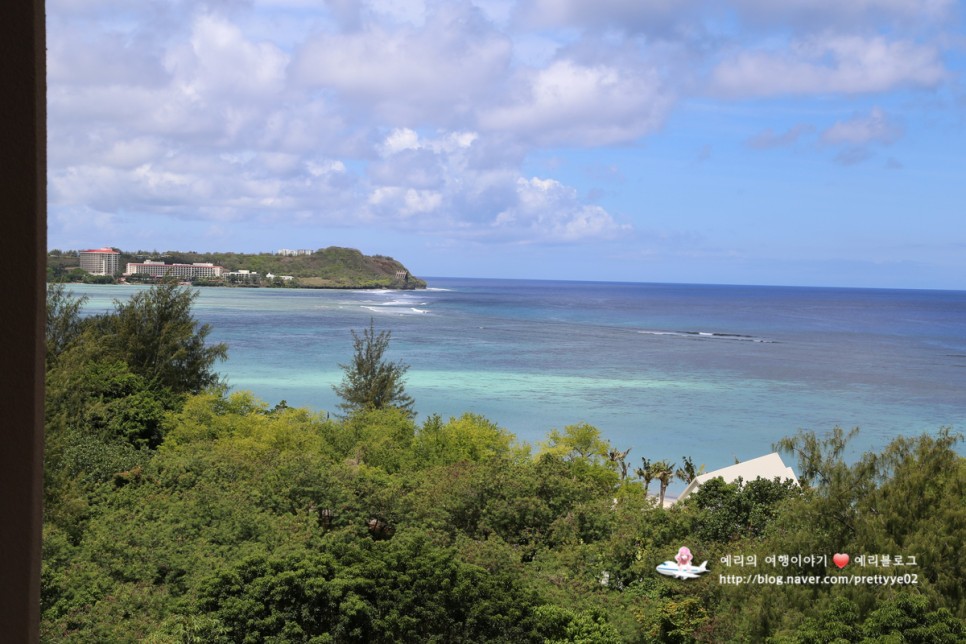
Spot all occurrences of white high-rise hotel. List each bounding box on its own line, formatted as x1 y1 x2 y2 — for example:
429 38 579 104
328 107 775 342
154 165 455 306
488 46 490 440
79 248 120 275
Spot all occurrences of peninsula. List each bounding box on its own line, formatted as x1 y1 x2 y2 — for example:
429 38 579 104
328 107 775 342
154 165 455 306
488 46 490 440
47 246 427 290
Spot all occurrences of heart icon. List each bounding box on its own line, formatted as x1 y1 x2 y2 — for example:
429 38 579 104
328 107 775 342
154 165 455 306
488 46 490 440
833 553 849 569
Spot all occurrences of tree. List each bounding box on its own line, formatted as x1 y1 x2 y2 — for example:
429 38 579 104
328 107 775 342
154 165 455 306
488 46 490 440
333 318 414 417
609 447 632 481
652 460 676 506
410 413 524 468
45 283 88 366
198 534 543 643
774 425 859 488
675 456 704 485
540 422 611 465
687 476 800 542
636 457 654 495
534 605 622 643
93 281 227 395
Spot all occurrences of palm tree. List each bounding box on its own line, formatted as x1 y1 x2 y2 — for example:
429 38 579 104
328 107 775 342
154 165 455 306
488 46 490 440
652 460 676 506
635 457 654 495
675 456 705 485
609 447 632 481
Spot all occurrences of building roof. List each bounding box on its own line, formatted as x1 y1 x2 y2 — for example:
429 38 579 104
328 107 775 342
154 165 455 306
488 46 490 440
674 452 798 504
80 248 118 253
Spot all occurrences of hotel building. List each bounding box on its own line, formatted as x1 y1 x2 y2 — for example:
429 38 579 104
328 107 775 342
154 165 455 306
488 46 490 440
79 248 120 275
124 261 225 279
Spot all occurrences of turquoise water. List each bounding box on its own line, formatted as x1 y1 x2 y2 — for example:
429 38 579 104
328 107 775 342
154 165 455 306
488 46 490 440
70 278 966 482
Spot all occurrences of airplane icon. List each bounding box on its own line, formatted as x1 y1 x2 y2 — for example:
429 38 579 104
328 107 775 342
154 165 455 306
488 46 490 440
656 560 709 579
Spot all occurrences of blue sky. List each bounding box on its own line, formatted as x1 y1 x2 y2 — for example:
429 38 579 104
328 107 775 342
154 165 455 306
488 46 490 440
47 0 966 289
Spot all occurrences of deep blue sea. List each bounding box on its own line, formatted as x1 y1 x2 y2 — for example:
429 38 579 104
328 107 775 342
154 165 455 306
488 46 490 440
71 278 966 487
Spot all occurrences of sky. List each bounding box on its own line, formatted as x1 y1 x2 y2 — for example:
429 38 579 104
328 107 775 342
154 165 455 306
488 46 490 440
47 0 966 289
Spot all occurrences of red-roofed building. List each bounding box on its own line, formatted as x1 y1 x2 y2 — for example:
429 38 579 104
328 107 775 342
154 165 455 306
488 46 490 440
79 247 120 276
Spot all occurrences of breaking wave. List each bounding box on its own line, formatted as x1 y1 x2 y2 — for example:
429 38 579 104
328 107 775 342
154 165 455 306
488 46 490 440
638 330 774 343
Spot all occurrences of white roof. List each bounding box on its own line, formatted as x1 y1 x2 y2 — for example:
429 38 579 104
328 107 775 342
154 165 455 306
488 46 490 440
674 452 797 504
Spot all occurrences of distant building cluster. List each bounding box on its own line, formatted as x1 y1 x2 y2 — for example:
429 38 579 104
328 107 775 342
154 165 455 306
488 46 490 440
227 269 258 282
74 247 296 284
226 269 290 282
124 261 225 279
79 248 119 275
275 248 313 256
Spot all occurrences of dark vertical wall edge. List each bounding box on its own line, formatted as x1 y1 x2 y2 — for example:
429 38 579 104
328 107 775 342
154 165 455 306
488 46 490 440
0 1 46 641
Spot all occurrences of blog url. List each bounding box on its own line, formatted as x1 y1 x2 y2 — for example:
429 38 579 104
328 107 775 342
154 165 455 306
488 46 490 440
719 574 918 586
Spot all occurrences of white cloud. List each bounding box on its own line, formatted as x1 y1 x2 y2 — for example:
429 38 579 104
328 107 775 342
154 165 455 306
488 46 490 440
493 177 629 243
379 128 479 157
165 14 290 100
258 100 358 155
475 0 516 26
369 186 443 217
713 36 945 97
516 0 954 34
50 145 363 224
48 13 293 149
514 0 701 35
481 59 673 146
822 108 902 145
369 0 428 25
362 130 629 242
50 205 120 249
293 3 512 126
47 27 170 87
746 124 814 149
370 151 446 191
731 0 954 28
306 159 346 176
813 107 904 165
381 128 422 155
45 0 958 251
97 137 166 168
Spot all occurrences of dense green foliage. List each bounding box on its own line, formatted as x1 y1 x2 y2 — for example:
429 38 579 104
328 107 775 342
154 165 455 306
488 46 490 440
42 286 965 642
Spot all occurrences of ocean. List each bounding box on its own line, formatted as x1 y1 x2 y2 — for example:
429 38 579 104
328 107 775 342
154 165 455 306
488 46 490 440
70 278 966 486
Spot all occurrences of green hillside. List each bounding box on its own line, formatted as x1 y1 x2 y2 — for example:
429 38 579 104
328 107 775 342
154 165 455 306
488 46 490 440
153 247 425 289
50 247 427 289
